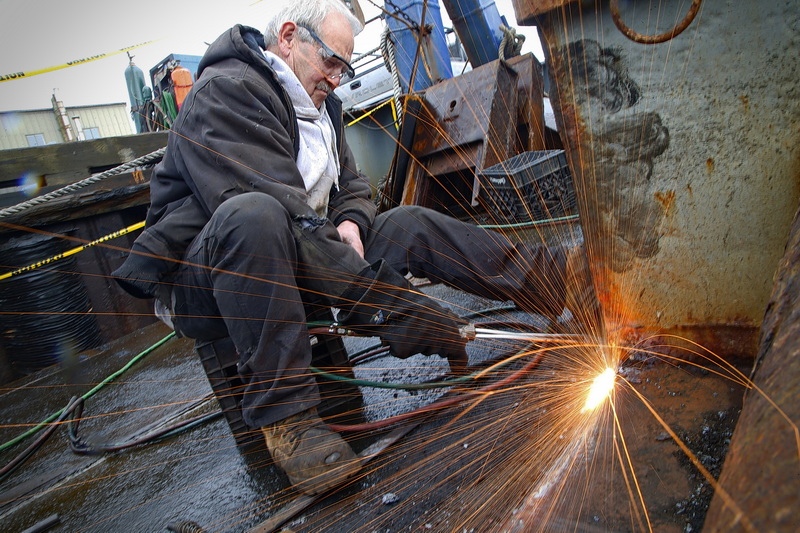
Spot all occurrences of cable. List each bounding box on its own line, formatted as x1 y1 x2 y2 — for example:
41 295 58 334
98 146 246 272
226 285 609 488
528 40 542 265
0 397 82 483
1 396 221 482
67 396 222 455
0 333 220 482
0 332 176 452
0 316 560 476
328 341 554 433
310 331 580 390
477 213 579 230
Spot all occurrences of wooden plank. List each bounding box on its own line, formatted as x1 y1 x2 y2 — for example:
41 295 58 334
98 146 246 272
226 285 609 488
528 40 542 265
511 0 578 24
0 132 167 186
0 171 151 232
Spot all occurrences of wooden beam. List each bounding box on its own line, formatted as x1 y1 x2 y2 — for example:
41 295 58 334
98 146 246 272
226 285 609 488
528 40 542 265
0 171 151 233
0 132 167 187
511 0 577 25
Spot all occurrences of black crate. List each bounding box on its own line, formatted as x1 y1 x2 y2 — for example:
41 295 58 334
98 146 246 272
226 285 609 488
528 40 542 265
195 307 363 452
304 306 364 427
195 336 262 450
477 150 576 223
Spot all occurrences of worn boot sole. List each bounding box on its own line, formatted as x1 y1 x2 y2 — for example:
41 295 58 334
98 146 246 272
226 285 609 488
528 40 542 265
292 453 362 495
263 410 362 496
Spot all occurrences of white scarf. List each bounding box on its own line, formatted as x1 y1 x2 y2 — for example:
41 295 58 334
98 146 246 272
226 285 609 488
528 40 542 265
263 50 340 216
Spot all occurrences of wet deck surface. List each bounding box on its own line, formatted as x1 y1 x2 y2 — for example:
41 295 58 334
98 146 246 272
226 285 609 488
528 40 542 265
0 286 749 532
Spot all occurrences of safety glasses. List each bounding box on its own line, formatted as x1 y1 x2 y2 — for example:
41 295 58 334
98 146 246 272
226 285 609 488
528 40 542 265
297 23 355 82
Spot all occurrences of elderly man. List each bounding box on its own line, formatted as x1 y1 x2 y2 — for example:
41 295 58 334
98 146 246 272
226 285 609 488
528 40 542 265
114 0 594 495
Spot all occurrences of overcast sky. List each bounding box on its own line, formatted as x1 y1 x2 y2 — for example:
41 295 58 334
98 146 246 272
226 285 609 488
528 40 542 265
0 0 542 116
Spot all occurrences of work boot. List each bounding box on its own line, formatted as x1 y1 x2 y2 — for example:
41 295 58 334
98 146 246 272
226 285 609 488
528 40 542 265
262 407 360 495
560 245 603 334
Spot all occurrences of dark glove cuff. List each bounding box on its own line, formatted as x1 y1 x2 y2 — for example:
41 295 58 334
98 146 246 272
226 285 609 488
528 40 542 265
111 246 168 300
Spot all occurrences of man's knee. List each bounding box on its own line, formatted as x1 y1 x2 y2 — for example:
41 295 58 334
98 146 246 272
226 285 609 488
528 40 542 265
386 204 426 221
211 193 290 242
215 192 288 225
377 204 433 231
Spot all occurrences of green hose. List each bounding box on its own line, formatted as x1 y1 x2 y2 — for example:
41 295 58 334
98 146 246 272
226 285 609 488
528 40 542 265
0 332 176 452
2 306 531 450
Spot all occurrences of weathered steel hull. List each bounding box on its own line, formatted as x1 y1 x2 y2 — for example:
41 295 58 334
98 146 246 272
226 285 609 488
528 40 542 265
514 0 800 359
703 205 800 532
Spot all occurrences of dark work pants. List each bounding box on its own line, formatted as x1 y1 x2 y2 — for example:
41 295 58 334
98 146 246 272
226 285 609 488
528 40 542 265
173 192 566 428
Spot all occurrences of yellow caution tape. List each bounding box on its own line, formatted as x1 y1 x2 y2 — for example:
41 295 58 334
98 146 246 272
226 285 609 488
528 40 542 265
345 98 394 128
0 41 156 83
0 221 145 281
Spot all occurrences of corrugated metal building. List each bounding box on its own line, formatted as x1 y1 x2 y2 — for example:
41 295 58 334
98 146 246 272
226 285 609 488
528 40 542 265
0 96 133 150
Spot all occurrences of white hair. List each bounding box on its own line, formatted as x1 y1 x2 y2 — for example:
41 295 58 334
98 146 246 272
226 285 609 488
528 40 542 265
263 0 363 48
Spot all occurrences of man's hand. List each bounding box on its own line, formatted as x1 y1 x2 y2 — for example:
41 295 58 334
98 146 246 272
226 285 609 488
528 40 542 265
336 260 470 372
337 220 364 258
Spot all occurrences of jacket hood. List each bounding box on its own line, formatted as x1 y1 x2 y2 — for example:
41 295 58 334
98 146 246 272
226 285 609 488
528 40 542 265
198 24 345 156
197 25 267 79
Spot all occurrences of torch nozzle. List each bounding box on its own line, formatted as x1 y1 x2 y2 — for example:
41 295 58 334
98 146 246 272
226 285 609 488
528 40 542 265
459 323 477 341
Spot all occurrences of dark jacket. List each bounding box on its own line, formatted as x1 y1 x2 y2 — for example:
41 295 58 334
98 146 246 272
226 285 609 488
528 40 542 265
114 25 376 300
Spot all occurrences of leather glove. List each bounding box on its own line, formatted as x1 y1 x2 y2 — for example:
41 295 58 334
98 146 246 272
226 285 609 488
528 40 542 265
112 244 171 302
336 260 469 372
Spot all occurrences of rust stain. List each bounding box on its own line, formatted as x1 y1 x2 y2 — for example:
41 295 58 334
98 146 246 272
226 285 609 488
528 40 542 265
739 94 750 112
654 190 676 213
706 157 715 174
412 139 427 152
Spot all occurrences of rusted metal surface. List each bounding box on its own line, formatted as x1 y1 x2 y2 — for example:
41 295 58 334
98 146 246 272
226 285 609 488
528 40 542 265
506 53 547 154
394 54 545 216
609 0 703 45
408 60 518 162
511 0 576 24
501 357 749 533
520 0 800 359
703 206 800 533
399 58 519 209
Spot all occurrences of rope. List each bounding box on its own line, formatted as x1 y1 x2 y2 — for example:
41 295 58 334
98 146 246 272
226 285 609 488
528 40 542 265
0 146 166 219
499 25 526 61
381 26 404 129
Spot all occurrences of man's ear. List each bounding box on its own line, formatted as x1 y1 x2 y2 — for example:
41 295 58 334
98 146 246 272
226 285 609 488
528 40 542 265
277 21 298 56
